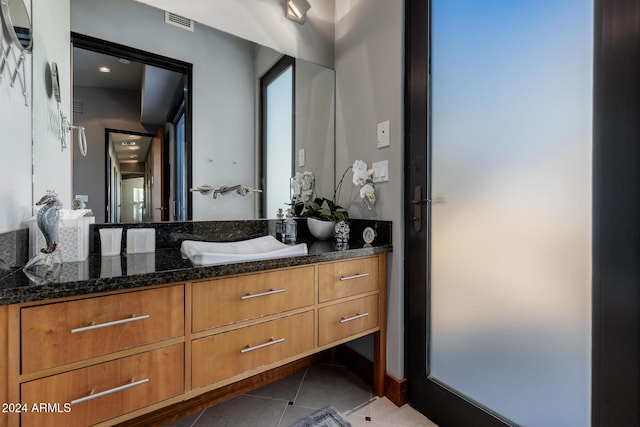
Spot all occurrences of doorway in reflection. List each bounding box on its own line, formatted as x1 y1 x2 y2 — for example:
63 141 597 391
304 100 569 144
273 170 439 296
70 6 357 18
71 33 192 223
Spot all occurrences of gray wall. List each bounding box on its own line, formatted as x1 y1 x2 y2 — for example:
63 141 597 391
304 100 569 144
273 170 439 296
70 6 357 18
295 60 336 199
335 1 405 380
137 0 335 69
73 86 146 223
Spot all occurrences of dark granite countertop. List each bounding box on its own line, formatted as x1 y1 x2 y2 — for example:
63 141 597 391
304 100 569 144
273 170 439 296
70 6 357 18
0 238 392 306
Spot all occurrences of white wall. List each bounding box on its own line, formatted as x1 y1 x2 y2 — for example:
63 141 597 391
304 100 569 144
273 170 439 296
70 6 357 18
32 0 72 211
0 3 33 233
136 0 335 69
335 1 405 380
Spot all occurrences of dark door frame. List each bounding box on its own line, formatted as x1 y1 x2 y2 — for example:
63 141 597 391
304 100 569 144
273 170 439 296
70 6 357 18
403 0 512 425
71 32 194 222
404 0 640 425
104 128 155 223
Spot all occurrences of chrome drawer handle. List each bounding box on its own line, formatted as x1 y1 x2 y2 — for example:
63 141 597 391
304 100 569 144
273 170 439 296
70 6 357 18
340 312 369 324
240 288 286 300
339 273 369 281
70 377 149 405
71 314 150 333
240 337 285 353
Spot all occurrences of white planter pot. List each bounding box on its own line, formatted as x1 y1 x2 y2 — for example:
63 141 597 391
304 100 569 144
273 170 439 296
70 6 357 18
307 217 335 240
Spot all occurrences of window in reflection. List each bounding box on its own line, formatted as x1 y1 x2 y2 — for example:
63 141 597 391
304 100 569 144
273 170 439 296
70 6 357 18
261 56 295 217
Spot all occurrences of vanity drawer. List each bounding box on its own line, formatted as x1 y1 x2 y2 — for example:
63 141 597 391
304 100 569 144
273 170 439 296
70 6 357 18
318 257 378 302
20 344 183 427
318 295 379 346
191 311 314 388
21 285 184 374
192 266 315 332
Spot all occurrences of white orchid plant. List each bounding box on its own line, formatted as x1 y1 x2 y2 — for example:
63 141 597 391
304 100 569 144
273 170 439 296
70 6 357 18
291 160 376 221
349 160 376 209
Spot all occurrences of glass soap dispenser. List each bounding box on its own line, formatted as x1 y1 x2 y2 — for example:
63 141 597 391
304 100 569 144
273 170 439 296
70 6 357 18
282 208 297 243
275 208 284 241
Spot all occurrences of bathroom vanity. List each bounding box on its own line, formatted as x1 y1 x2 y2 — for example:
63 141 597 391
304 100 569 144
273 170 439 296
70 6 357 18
0 226 390 427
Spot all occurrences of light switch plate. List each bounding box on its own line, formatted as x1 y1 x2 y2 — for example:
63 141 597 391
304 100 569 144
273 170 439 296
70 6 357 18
372 160 389 183
377 120 390 148
298 149 305 167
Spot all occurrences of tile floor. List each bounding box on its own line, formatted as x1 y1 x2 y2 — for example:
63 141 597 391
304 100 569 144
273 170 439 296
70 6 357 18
164 363 438 427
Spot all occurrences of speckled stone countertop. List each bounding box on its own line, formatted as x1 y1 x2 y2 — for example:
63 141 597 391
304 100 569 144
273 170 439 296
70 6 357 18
0 220 391 306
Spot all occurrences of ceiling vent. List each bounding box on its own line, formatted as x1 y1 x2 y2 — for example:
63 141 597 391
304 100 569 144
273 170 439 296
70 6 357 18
73 100 84 115
165 11 195 32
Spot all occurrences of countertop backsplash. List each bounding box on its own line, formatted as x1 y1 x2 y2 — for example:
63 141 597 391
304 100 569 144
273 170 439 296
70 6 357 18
0 228 29 267
89 219 391 254
0 219 392 306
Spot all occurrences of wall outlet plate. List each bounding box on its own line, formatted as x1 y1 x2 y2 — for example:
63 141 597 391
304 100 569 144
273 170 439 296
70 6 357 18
298 148 305 167
377 120 390 148
372 160 389 183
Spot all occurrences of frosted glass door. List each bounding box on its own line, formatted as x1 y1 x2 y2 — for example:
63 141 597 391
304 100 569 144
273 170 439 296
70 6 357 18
430 1 592 426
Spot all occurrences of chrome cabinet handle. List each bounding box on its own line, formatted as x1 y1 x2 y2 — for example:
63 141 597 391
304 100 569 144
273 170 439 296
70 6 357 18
71 314 150 334
240 288 286 300
70 378 149 405
340 312 369 324
339 273 369 281
240 337 285 353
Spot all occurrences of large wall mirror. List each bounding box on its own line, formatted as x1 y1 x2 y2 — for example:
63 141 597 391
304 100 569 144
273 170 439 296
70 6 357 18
32 0 335 224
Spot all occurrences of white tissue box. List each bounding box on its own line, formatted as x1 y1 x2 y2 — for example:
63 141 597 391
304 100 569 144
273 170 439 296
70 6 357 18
126 229 156 254
29 215 94 262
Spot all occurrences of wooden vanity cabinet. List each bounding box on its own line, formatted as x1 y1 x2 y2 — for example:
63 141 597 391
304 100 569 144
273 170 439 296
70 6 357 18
20 345 183 427
2 253 387 427
21 286 184 373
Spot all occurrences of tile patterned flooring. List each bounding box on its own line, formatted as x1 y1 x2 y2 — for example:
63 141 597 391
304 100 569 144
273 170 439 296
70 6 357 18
165 363 438 427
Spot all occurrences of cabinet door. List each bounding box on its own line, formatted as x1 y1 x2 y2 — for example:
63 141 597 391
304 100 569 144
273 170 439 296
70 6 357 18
318 257 378 303
192 267 315 332
21 285 184 373
318 295 379 346
192 311 314 388
21 344 183 427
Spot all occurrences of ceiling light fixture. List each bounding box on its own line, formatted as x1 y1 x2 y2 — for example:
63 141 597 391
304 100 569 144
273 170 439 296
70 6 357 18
98 66 111 73
118 58 131 65
285 0 311 24
121 141 137 146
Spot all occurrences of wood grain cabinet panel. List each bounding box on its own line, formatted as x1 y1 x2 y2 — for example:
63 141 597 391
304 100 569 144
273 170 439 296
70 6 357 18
318 257 378 303
192 267 315 332
191 311 314 389
20 344 184 427
21 286 184 374
318 295 379 347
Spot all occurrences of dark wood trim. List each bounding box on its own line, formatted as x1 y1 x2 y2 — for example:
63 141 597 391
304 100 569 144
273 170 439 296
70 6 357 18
592 0 640 425
334 345 408 407
117 352 328 427
71 32 192 73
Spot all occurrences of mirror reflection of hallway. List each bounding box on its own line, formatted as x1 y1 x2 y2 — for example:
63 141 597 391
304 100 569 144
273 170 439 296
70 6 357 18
72 34 190 223
106 130 160 223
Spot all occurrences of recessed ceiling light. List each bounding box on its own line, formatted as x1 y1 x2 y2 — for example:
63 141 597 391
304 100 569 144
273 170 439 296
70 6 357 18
99 66 111 73
121 141 137 146
127 146 140 151
118 58 131 64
